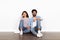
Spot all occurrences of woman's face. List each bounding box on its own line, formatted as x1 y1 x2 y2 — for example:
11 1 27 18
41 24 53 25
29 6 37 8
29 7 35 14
22 13 27 17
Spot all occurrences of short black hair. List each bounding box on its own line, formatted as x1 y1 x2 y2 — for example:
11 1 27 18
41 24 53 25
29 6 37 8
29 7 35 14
22 11 29 18
32 9 37 13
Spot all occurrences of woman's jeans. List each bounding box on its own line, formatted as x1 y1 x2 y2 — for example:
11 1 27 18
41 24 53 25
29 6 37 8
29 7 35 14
19 20 30 33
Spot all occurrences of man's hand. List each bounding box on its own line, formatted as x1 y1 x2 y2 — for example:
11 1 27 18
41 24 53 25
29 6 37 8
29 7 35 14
33 17 41 22
36 18 41 20
33 17 36 22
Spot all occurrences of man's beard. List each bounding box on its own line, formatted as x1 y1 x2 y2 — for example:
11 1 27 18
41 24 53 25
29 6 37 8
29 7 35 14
33 15 36 17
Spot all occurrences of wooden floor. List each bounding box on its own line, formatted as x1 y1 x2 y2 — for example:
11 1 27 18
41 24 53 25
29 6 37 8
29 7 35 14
0 32 60 40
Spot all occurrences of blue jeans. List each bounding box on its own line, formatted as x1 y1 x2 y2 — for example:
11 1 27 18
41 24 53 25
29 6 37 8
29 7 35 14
31 20 42 36
19 20 30 33
22 27 30 33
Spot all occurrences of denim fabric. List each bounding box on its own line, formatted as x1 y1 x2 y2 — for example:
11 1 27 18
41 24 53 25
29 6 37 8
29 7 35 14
28 16 42 35
19 20 30 33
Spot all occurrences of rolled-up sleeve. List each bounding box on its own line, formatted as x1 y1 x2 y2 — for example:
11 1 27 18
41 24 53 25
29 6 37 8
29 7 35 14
37 16 43 21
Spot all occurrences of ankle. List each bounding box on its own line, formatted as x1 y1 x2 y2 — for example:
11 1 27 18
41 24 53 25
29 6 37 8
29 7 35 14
38 30 41 34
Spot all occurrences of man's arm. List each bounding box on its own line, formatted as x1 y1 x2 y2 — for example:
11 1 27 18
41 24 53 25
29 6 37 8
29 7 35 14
36 16 43 21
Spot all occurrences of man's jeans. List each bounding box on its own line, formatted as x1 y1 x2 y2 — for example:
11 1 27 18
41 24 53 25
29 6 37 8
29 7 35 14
19 20 30 33
31 20 42 36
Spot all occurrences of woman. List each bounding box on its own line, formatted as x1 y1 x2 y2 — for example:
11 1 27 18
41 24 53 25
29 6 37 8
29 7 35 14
19 11 30 35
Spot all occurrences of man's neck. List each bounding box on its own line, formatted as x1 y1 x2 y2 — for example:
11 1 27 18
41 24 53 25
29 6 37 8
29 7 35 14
33 16 36 18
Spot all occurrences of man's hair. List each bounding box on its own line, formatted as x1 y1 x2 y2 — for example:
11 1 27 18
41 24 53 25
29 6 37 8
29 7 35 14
32 9 37 13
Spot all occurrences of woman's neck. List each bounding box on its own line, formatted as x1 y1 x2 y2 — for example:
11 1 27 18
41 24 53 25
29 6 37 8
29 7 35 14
24 17 27 18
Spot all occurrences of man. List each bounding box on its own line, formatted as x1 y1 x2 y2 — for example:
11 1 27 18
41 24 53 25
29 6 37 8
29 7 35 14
28 9 43 37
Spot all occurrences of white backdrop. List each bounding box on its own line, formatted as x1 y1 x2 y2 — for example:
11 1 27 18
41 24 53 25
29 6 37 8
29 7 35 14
0 0 60 33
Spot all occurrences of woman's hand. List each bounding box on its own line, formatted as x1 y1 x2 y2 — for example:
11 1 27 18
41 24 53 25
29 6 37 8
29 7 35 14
26 26 30 30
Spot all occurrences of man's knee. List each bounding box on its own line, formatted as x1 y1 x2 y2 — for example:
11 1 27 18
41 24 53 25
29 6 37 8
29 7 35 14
31 28 34 32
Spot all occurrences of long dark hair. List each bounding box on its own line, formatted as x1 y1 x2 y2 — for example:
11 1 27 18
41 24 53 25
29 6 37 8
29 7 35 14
22 11 29 18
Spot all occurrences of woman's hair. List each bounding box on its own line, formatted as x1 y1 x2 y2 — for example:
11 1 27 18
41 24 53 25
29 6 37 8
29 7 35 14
22 11 29 18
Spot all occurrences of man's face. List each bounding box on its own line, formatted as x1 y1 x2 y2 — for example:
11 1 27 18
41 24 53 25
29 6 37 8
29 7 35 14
32 11 37 17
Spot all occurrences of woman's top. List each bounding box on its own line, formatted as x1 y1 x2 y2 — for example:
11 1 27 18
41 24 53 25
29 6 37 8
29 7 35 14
21 18 29 27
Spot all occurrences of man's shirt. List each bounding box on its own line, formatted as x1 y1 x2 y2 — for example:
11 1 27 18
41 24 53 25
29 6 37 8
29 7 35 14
28 16 42 28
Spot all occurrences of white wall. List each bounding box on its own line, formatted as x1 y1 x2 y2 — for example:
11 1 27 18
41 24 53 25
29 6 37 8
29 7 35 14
0 0 60 32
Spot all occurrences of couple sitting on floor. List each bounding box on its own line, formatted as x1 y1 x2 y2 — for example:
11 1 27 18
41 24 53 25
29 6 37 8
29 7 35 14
19 9 43 37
